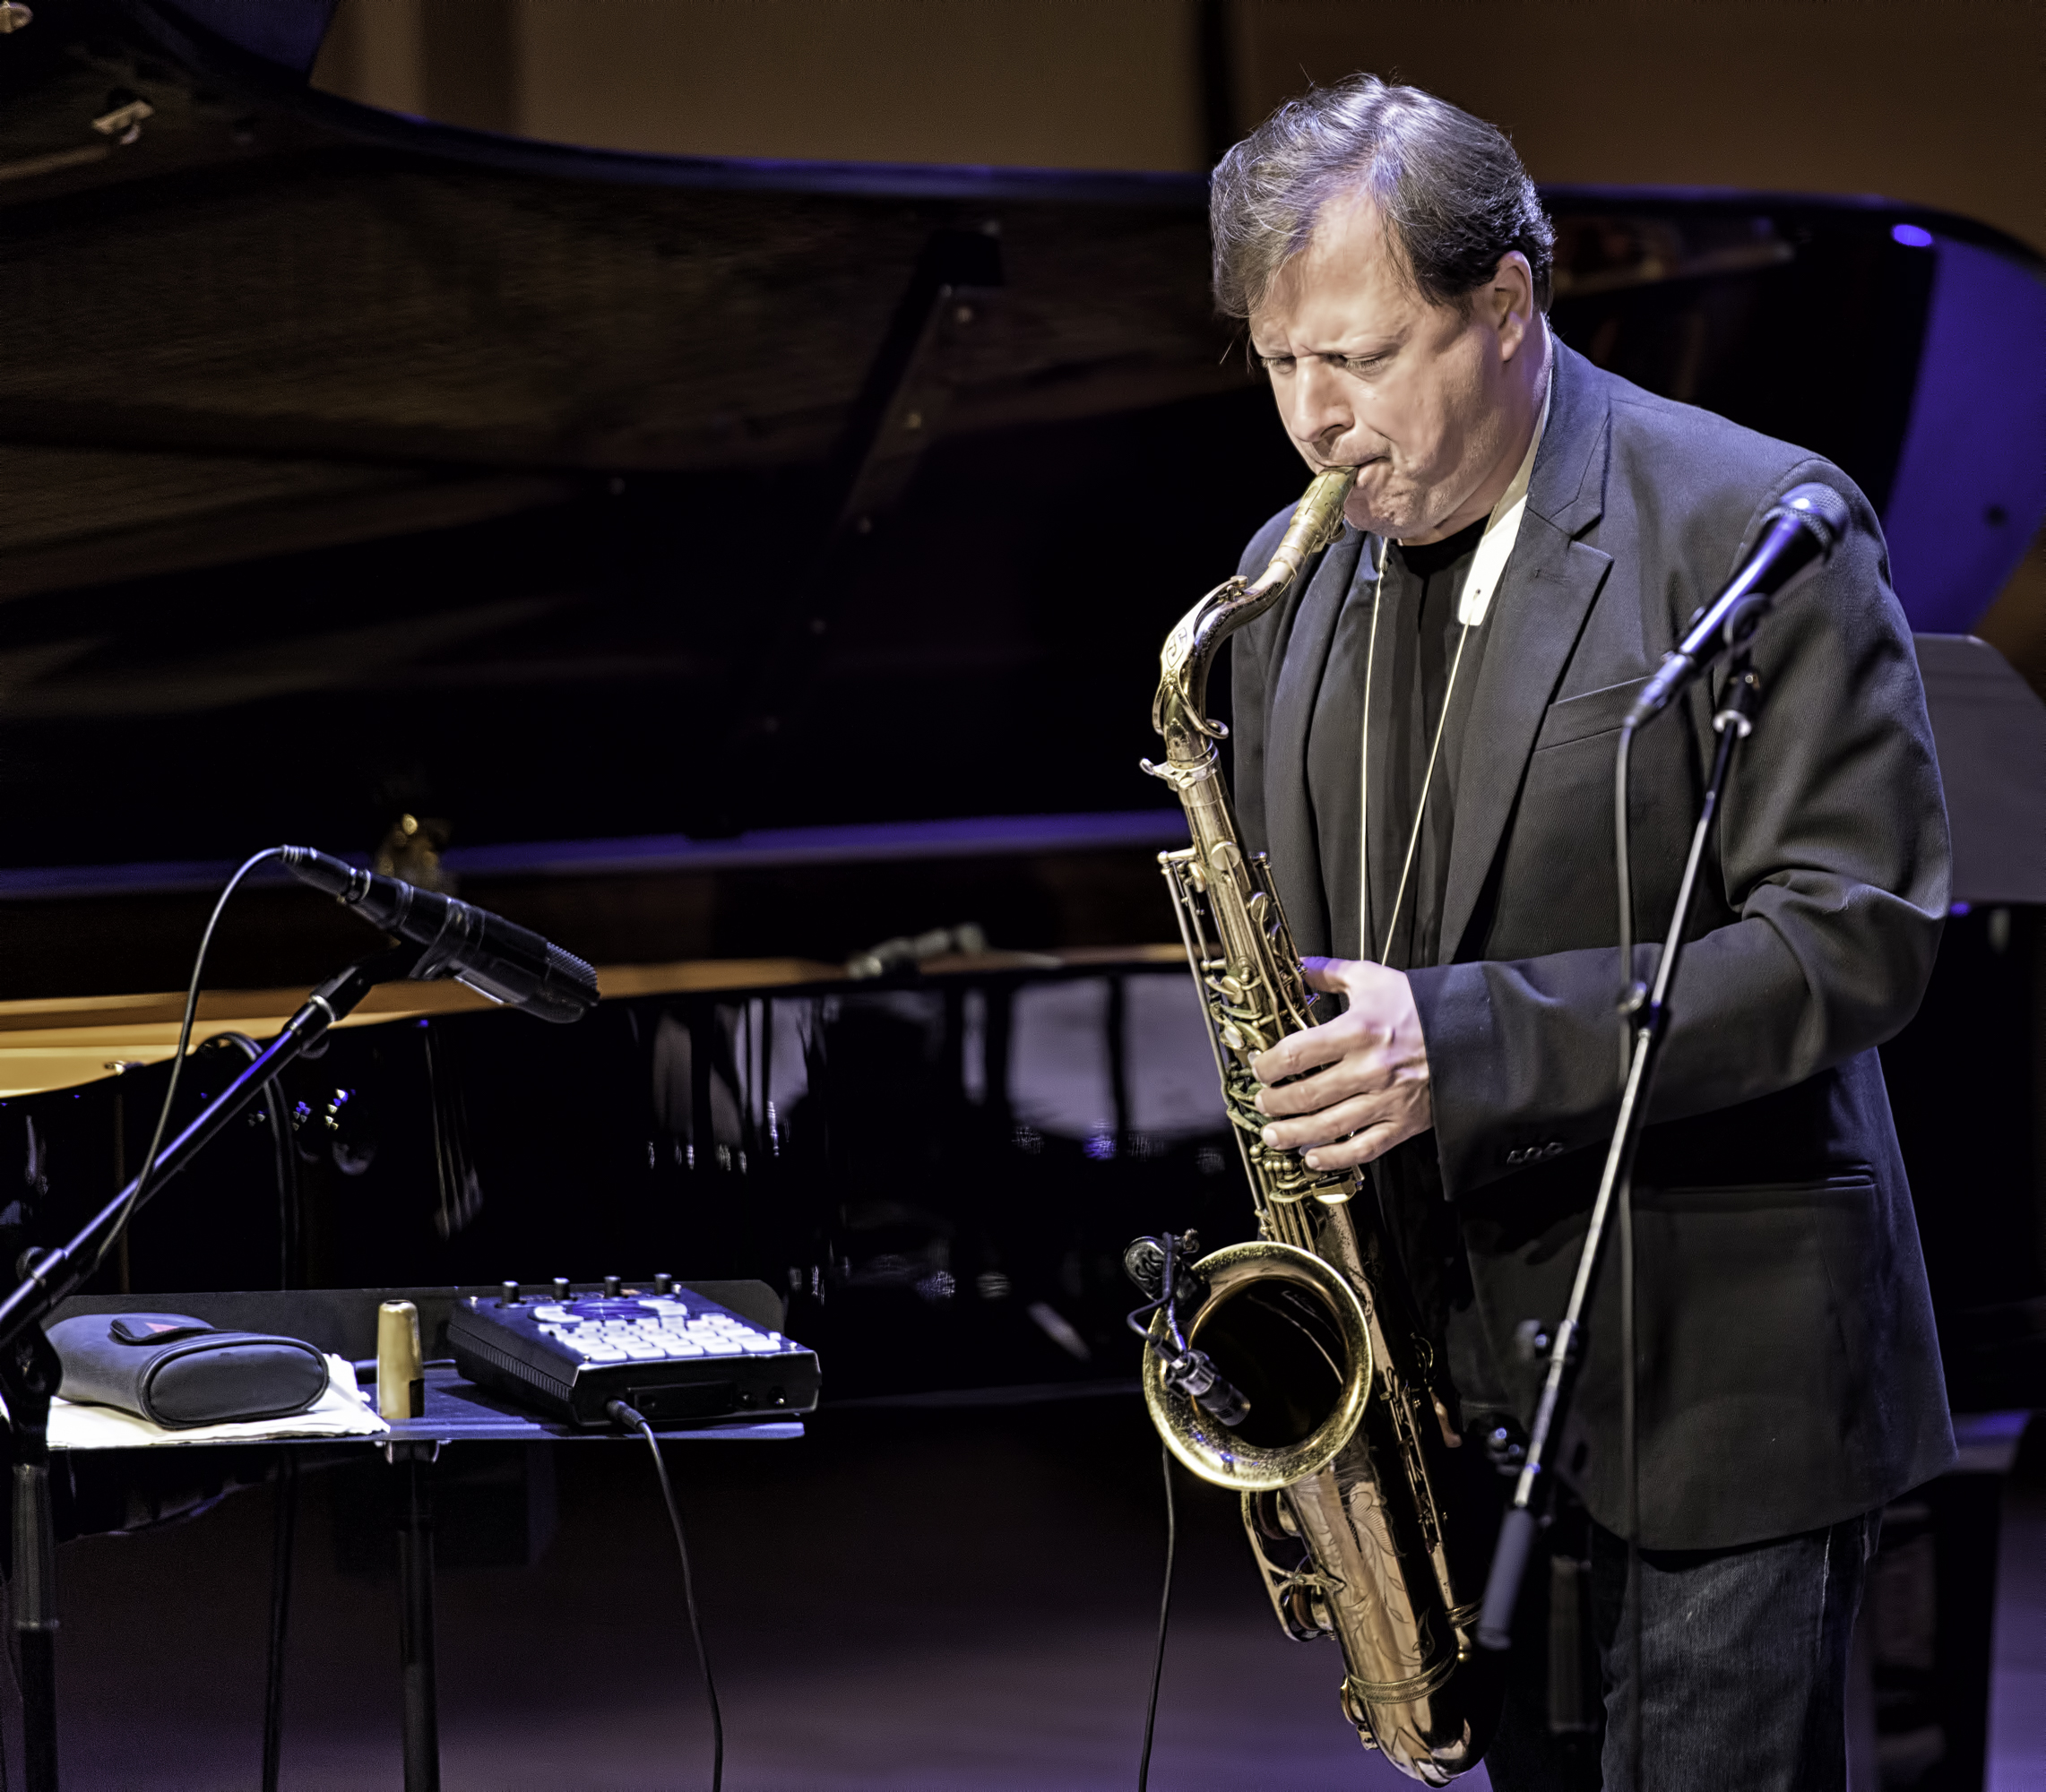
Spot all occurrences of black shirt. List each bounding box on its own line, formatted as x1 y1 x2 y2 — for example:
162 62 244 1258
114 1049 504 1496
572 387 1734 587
1304 515 1491 969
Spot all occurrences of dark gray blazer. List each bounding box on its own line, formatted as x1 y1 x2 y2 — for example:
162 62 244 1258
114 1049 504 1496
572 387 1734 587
1229 341 1955 1549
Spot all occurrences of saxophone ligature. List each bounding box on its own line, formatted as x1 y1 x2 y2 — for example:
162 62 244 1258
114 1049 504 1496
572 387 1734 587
1130 465 1498 1784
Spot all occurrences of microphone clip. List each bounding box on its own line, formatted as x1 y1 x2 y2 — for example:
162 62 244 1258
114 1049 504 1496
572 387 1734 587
1122 1231 1205 1309
1124 1231 1253 1429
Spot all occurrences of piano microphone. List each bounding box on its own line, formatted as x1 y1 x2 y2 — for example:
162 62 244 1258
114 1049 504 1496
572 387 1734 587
281 846 599 1023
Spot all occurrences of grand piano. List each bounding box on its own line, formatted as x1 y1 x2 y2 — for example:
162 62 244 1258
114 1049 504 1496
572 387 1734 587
0 4 2042 1784
0 0 2039 1386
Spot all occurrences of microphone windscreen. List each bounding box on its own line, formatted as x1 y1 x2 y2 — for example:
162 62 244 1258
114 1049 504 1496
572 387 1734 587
1772 482 1851 553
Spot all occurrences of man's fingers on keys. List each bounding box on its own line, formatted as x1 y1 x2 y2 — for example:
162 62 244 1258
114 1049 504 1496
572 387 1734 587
1260 1090 1396 1154
1251 1024 1340 1088
1299 1120 1405 1172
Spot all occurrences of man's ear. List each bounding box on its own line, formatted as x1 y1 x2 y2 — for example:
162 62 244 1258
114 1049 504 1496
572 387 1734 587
1491 251 1535 358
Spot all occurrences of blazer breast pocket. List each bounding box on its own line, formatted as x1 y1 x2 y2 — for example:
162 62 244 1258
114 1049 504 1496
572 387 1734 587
1532 676 1651 753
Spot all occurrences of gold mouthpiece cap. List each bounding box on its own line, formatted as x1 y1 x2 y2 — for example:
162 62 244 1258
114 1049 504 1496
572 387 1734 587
376 1298 424 1421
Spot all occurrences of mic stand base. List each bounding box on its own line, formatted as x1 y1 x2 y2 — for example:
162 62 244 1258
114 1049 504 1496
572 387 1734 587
0 943 428 1792
1 1325 64 1792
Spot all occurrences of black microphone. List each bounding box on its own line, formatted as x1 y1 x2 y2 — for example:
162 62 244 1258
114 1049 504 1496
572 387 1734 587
1624 482 1852 729
281 846 599 1023
1161 1346 1253 1428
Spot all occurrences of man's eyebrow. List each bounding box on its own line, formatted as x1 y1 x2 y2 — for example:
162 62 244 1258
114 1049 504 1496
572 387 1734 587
1260 332 1403 358
1319 332 1403 355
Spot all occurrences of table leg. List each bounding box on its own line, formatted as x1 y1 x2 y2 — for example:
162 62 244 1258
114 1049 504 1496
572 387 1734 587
391 1442 441 1792
13 1458 58 1792
263 1452 298 1792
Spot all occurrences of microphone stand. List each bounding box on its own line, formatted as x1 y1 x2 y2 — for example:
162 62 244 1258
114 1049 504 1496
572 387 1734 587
1476 657 1764 1675
0 943 426 1792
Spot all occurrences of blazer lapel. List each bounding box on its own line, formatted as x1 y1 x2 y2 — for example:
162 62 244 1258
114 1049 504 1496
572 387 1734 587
1437 347 1614 964
1263 527 1367 960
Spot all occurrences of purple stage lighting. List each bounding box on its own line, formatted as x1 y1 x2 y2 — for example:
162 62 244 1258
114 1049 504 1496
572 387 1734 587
1892 222 1936 248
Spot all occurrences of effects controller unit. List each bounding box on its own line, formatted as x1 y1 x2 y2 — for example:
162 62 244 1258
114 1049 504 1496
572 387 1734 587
448 1275 820 1426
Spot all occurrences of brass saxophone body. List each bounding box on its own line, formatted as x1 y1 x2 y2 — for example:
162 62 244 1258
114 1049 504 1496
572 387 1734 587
1139 466 1498 1784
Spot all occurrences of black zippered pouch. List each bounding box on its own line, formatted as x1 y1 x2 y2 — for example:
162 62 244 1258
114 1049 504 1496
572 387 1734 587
46 1312 329 1429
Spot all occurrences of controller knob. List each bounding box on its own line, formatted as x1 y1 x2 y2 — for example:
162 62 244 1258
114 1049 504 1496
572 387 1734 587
501 1280 521 1307
653 1272 674 1296
603 1274 622 1298
552 1277 572 1303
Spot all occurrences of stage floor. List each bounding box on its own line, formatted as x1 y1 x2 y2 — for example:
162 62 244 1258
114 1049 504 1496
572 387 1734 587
27 1396 2046 1789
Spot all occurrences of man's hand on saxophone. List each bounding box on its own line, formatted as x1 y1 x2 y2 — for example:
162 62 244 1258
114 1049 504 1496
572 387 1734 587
1251 957 1433 1170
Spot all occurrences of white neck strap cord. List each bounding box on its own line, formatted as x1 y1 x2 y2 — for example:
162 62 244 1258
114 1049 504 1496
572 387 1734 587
1359 342 1553 964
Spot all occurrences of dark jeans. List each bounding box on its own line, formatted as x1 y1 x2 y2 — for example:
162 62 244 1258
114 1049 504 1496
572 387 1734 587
1484 1507 1881 1792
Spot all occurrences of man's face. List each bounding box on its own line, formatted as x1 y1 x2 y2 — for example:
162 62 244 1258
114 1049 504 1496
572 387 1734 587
1249 194 1534 543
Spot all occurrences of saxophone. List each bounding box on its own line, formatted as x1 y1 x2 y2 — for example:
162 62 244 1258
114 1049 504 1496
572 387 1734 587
1134 466 1498 1784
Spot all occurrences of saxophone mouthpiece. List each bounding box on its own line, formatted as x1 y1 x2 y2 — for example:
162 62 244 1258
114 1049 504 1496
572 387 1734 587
1249 462 1360 599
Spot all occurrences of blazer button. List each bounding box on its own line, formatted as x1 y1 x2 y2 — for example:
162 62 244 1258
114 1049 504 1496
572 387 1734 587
1506 1147 1528 1166
1541 1140 1565 1159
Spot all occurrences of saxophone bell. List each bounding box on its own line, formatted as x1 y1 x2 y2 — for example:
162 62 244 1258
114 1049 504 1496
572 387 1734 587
1138 1242 1373 1492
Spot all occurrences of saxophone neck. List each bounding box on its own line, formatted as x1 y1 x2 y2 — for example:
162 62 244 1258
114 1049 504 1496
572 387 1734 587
1245 462 1360 606
1152 464 1358 752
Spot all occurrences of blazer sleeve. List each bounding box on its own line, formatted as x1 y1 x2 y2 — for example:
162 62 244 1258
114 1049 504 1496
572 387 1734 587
1408 468 1951 1197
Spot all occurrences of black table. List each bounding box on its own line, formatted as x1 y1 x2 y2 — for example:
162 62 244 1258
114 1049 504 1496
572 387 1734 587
48 1284 803 1791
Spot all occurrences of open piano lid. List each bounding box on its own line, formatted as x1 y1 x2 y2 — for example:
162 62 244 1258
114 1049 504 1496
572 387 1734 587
0 0 2038 888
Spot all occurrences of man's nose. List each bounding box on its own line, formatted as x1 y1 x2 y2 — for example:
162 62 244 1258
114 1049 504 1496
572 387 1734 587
1286 360 1353 456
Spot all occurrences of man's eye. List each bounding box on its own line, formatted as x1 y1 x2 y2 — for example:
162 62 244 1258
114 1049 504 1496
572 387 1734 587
1257 355 1296 375
1329 354 1383 375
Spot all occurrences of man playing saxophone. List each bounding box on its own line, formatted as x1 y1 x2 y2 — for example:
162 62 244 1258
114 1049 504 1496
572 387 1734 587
1213 77 1952 1790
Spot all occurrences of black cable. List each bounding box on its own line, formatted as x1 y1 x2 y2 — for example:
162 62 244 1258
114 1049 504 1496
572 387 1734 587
1613 720 1642 1081
1607 653 1760 1788
1612 725 1645 1788
610 1400 722 1792
196 1031 300 1290
90 847 283 1276
1619 1167 1643 1789
1137 1441 1176 1792
1125 1232 1187 1357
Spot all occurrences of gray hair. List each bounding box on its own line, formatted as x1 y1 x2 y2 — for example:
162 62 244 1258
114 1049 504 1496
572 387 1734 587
1211 73 1554 321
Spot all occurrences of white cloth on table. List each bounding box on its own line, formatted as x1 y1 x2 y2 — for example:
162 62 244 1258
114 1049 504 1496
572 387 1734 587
46 1353 389 1449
